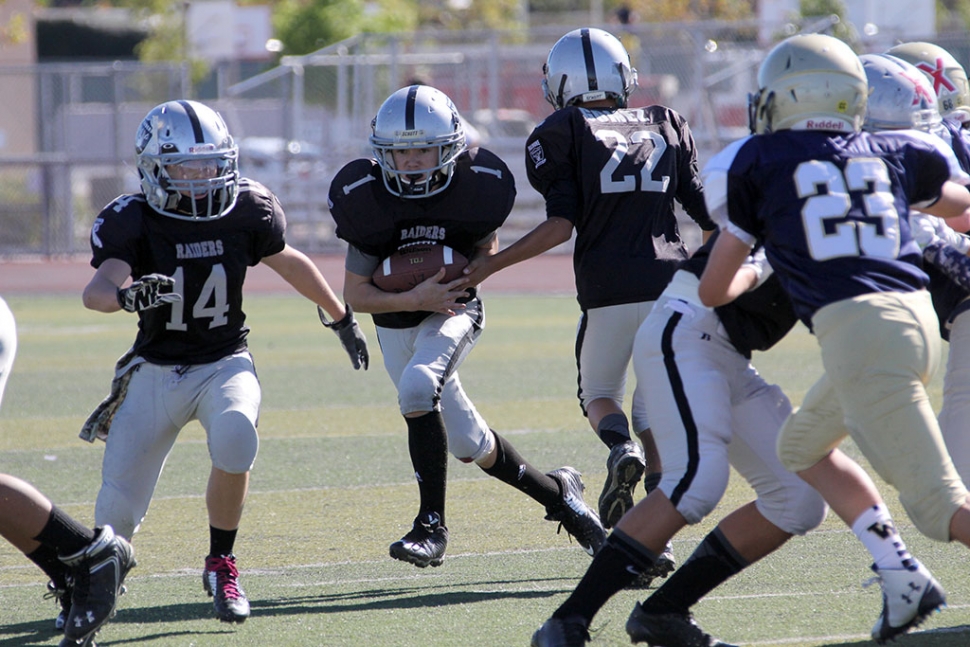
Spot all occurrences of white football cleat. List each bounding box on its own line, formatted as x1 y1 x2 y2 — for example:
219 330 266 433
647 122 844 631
868 560 945 644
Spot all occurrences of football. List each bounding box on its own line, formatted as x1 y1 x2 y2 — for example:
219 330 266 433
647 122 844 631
372 244 469 293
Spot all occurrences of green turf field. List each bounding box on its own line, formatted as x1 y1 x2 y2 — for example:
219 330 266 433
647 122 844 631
1 294 968 646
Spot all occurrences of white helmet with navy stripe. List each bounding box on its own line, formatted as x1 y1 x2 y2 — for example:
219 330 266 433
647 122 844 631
542 27 638 110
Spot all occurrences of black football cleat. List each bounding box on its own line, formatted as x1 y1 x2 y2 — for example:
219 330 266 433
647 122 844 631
389 512 448 568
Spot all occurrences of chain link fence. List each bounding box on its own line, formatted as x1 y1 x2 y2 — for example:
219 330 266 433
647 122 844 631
0 21 964 257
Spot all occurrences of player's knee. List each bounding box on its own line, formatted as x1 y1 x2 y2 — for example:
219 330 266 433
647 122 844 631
777 410 827 473
398 365 440 414
758 485 827 535
209 410 259 473
454 427 495 464
900 483 967 542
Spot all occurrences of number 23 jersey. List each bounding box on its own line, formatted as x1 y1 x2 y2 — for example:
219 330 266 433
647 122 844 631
703 129 967 328
89 179 287 364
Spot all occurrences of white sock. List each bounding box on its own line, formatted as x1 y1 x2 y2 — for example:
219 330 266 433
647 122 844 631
851 504 913 570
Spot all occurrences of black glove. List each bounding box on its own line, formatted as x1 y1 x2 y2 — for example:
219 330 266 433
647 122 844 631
319 304 369 370
117 274 181 313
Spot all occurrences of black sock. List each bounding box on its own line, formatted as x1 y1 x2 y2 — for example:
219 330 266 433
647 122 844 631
480 431 560 508
642 527 748 615
26 543 70 588
597 413 632 448
554 529 658 623
643 472 662 494
32 506 95 557
209 526 238 558
406 411 449 525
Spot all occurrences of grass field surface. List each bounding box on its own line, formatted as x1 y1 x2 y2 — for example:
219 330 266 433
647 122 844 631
1 293 968 646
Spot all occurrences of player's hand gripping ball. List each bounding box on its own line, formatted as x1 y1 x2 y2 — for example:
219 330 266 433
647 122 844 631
372 244 469 293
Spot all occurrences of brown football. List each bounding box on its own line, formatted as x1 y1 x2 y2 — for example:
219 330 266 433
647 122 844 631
372 244 469 293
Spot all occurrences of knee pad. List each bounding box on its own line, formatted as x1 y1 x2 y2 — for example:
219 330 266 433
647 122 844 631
453 425 495 464
660 459 729 524
208 410 259 474
756 481 828 536
777 406 844 473
397 365 440 414
898 479 967 542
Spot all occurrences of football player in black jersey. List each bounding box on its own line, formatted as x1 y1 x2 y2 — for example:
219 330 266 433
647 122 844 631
79 100 368 625
462 29 716 564
699 34 970 644
0 296 134 647
531 233 828 647
327 84 606 569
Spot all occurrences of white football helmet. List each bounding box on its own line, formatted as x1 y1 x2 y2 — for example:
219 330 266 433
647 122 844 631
370 85 466 199
860 54 942 133
135 100 239 221
542 27 638 110
748 34 867 134
886 41 970 123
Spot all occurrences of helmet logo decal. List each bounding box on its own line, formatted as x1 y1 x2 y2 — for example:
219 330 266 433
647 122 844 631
899 69 936 105
916 58 957 94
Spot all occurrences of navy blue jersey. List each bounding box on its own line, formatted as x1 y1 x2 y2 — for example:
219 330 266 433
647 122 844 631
525 104 714 310
681 231 797 358
328 147 514 328
90 179 286 364
704 129 957 328
924 119 970 338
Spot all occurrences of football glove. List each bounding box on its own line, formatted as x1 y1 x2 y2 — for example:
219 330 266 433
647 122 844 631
117 274 181 312
741 245 773 291
319 304 369 370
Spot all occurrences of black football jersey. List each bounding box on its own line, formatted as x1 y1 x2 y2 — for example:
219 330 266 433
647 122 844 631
90 179 287 364
328 147 515 328
681 230 797 358
525 105 715 310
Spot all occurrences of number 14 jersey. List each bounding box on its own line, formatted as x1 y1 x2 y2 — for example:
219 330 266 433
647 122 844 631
89 179 287 364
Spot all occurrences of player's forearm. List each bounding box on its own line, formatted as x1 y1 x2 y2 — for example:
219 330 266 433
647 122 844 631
489 217 572 273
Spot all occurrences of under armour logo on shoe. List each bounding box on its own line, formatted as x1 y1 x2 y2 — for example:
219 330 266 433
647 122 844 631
74 610 96 627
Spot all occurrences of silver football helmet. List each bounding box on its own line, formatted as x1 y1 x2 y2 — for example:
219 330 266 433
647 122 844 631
542 27 638 110
886 41 970 123
860 54 941 133
748 34 867 134
370 85 466 199
135 100 239 221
